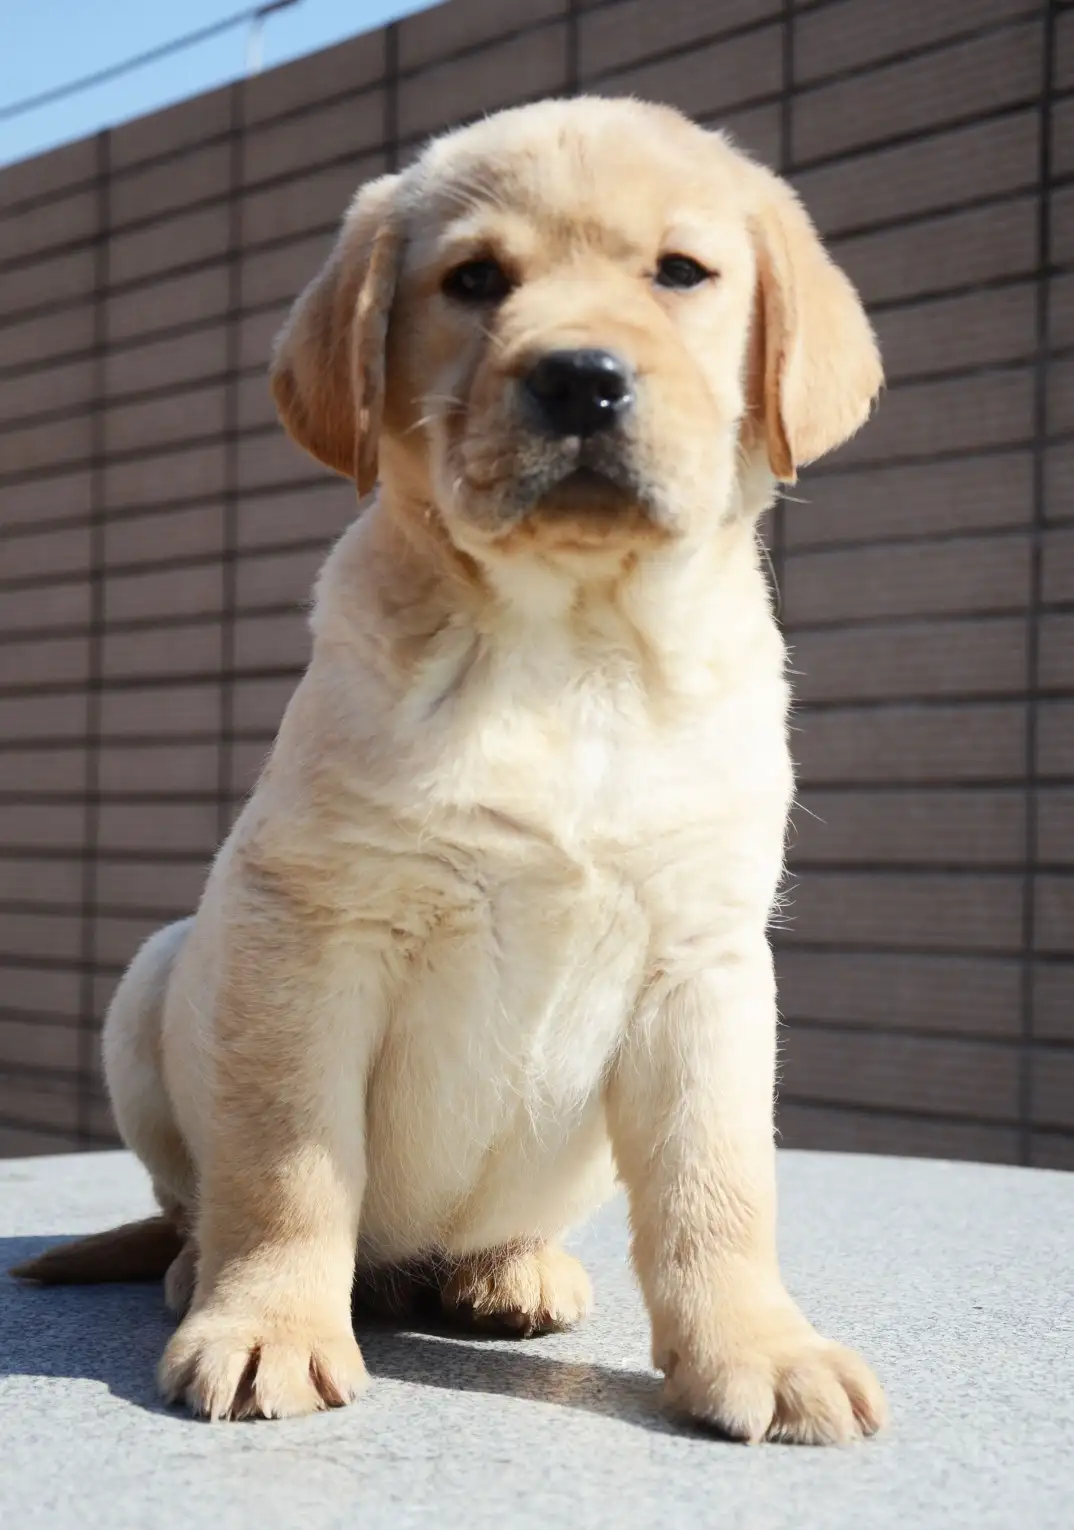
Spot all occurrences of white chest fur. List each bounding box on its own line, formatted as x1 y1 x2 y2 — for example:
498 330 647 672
297 527 793 1260
336 627 787 1258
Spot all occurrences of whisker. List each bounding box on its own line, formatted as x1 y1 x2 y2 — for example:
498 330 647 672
402 413 439 436
760 542 782 618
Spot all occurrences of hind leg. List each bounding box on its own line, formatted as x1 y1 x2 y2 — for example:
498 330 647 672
440 1243 592 1337
103 919 196 1220
164 1239 198 1317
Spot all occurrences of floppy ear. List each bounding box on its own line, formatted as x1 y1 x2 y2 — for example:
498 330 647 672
270 173 402 493
748 173 882 484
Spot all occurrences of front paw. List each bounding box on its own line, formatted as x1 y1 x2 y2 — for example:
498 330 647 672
159 1307 368 1421
659 1303 887 1445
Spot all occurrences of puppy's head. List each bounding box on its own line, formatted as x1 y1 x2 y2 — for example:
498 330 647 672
271 99 881 567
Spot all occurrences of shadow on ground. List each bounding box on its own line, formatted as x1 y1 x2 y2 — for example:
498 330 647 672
2 1235 173 1412
1 1235 669 1434
359 1322 669 1432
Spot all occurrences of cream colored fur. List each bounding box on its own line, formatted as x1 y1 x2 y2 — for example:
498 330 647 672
83 99 885 1439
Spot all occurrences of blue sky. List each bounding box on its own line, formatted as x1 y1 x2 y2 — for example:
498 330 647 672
2 0 434 168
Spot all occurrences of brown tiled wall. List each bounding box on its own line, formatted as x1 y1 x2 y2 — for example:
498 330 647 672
0 0 1070 1167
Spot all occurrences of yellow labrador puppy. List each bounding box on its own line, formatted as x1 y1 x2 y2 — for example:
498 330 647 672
16 97 886 1443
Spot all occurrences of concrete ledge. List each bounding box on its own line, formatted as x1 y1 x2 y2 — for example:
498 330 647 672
1 1149 1071 1528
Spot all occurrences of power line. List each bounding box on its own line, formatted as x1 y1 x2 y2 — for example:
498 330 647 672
0 1 302 126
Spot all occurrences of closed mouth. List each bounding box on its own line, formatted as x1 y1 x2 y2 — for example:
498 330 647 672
533 464 638 518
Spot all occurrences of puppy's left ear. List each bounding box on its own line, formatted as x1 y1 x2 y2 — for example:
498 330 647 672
270 173 402 493
747 169 882 483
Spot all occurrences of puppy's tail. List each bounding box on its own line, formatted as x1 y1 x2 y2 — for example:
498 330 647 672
10 1215 183 1286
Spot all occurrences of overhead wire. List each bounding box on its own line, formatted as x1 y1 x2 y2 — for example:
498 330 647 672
0 1 302 124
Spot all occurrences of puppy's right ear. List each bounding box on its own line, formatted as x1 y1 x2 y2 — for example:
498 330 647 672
270 173 402 493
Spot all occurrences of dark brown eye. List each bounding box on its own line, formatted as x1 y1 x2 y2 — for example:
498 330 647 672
655 254 712 290
442 258 513 304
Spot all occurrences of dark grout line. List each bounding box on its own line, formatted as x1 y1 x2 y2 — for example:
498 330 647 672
0 1108 117 1146
777 1092 1025 1136
217 84 243 843
1019 0 1060 1169
74 129 108 1150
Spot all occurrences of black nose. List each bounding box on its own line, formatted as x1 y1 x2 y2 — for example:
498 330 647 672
523 348 635 438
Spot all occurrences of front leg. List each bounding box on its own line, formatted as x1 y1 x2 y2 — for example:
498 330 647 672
158 901 379 1420
607 937 887 1444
